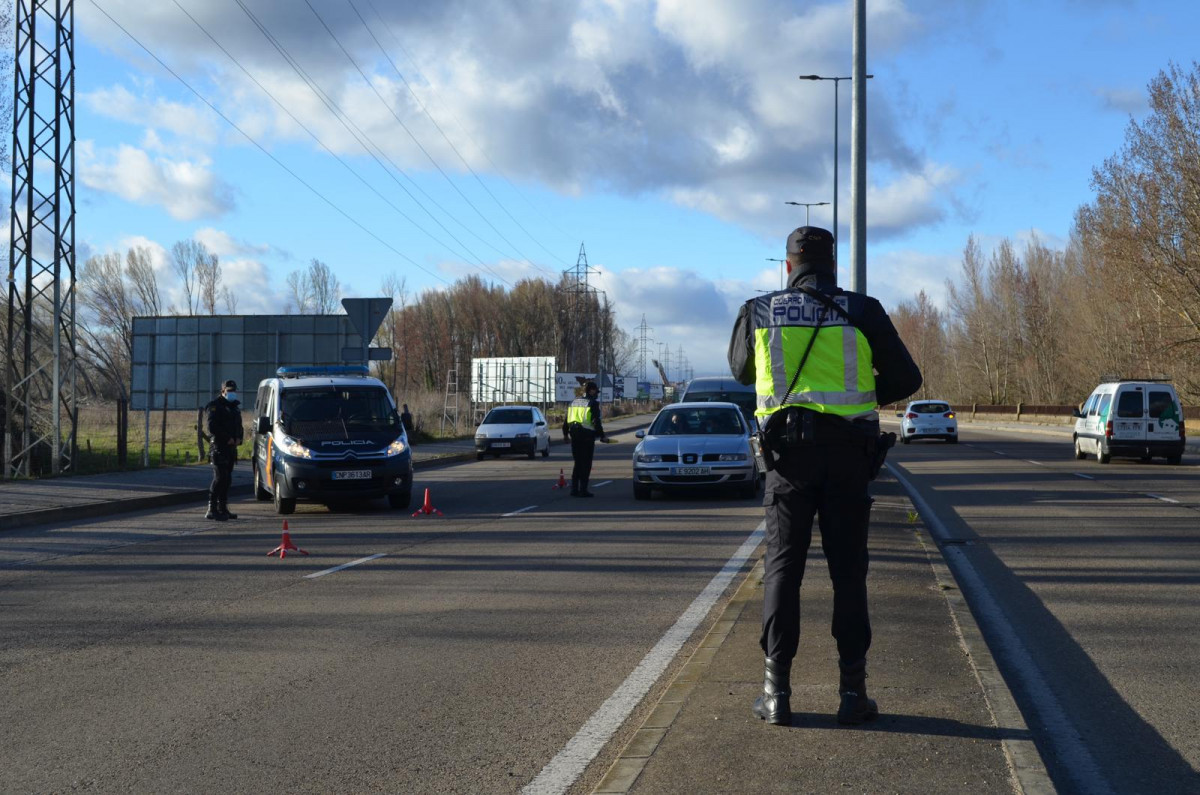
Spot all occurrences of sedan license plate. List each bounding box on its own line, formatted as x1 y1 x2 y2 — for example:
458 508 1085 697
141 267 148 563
491 442 511 448
673 466 710 476
332 470 372 480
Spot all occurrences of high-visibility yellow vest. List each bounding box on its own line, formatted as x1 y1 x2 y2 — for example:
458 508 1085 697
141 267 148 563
567 398 598 431
749 290 877 420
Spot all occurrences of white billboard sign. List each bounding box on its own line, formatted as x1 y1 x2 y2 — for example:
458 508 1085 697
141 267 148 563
471 356 555 404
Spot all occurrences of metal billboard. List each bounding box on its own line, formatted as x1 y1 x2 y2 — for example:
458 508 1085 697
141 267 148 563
130 315 366 411
470 356 555 405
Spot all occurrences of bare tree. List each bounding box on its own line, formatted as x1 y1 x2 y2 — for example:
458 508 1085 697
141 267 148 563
196 248 222 314
170 240 204 315
308 258 341 314
125 246 163 316
222 285 239 314
286 270 314 314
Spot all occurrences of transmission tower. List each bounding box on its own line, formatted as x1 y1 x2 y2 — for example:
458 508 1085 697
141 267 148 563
562 242 602 373
636 314 653 381
6 0 76 478
676 346 686 383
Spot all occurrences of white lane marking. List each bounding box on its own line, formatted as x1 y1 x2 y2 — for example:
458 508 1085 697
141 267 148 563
992 450 1008 456
1026 460 1045 467
523 522 765 795
502 505 538 517
887 463 1111 794
303 553 386 579
1073 473 1095 480
1145 493 1180 504
592 480 612 488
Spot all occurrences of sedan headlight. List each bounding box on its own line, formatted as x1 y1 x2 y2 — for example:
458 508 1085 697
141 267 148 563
385 438 408 457
718 453 747 461
636 453 663 463
276 434 313 459
475 432 487 439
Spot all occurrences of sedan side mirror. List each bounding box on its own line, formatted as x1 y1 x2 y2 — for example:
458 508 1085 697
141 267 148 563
635 430 645 438
255 416 271 434
535 420 546 426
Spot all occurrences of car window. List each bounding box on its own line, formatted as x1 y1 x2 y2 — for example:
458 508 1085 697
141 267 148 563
651 407 744 435
1148 391 1176 418
484 408 533 425
683 389 757 417
1085 394 1100 417
281 386 398 433
1097 394 1112 420
1116 391 1144 418
912 403 950 414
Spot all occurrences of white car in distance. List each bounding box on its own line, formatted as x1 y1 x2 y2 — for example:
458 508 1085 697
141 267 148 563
897 400 958 444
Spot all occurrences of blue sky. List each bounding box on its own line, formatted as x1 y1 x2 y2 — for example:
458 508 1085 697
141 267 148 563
68 0 1199 378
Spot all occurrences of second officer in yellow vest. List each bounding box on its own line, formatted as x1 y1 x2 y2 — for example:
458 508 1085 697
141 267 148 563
562 380 607 497
728 226 921 727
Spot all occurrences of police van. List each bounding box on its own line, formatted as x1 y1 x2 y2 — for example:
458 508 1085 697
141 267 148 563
251 366 413 514
1072 379 1185 465
680 376 758 430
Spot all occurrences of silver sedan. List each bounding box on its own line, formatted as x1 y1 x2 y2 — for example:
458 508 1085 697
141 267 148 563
632 402 759 500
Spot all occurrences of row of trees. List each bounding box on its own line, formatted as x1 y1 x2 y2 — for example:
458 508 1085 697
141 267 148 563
893 62 1200 406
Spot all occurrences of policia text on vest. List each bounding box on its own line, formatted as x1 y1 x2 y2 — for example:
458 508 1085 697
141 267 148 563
562 381 607 498
728 225 921 727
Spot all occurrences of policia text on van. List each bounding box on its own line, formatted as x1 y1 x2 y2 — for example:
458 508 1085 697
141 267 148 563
251 366 414 515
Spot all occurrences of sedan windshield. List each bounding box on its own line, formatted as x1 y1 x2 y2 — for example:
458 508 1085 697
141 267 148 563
484 408 533 425
651 407 744 435
281 387 398 435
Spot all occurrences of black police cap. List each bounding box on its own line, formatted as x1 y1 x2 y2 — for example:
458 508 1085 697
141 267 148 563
786 226 835 266
223 379 238 391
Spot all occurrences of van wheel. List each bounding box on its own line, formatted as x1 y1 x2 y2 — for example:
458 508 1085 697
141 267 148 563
1073 438 1086 460
253 463 271 501
1167 454 1182 465
273 473 296 514
1098 446 1111 464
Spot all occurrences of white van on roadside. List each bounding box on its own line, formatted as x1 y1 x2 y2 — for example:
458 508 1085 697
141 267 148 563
1072 380 1185 465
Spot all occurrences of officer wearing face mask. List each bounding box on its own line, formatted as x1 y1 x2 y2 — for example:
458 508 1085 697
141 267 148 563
728 226 921 726
204 379 244 521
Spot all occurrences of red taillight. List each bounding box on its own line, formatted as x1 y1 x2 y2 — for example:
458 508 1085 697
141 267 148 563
905 412 918 419
944 412 955 419
1105 420 1113 439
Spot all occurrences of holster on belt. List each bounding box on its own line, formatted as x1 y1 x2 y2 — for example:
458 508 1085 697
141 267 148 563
761 407 891 479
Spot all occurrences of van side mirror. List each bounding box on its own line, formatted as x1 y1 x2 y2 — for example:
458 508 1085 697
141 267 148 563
255 416 271 434
1070 409 1083 419
635 430 645 438
535 420 546 427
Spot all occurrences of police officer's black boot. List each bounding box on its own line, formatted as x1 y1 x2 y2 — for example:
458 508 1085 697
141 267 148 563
752 657 791 725
205 499 227 521
569 477 580 497
836 658 878 725
218 502 237 520
579 478 594 497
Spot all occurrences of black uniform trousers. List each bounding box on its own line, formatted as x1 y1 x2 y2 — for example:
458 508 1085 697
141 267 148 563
761 439 874 667
209 444 236 507
569 427 597 487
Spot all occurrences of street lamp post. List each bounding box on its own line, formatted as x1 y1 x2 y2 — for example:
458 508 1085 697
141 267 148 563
784 200 830 226
798 74 873 255
765 258 786 290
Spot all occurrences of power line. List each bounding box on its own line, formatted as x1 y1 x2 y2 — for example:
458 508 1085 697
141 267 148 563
347 0 571 270
87 0 450 286
301 0 557 280
227 0 517 286
170 0 506 285
362 0 578 251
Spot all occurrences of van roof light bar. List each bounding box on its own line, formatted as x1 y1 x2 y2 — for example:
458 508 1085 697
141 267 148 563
1099 374 1173 383
276 365 370 378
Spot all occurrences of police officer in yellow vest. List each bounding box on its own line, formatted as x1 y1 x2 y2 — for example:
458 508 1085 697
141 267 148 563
728 226 921 726
562 380 608 497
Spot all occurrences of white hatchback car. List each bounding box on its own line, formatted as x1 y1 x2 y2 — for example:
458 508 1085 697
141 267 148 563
474 405 551 459
897 400 958 444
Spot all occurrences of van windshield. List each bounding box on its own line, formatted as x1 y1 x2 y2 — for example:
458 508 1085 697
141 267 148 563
281 387 398 436
683 390 757 420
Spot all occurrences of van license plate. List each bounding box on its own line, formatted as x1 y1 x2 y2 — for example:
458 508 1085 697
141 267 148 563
333 470 372 480
673 466 710 476
1116 421 1139 432
491 442 511 448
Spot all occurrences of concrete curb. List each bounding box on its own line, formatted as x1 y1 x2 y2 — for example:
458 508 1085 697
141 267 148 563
0 451 478 533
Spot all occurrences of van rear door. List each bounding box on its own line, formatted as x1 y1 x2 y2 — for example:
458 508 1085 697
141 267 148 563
1111 386 1147 443
1147 388 1183 444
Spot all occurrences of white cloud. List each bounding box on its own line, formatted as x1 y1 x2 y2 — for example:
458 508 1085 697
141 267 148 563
83 84 219 144
193 227 269 258
80 140 235 221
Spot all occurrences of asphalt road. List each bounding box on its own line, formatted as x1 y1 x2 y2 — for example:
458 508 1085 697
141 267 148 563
885 421 1200 794
0 429 764 794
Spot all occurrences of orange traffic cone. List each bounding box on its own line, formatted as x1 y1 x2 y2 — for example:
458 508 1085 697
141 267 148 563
411 487 444 517
552 468 568 489
267 520 308 558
